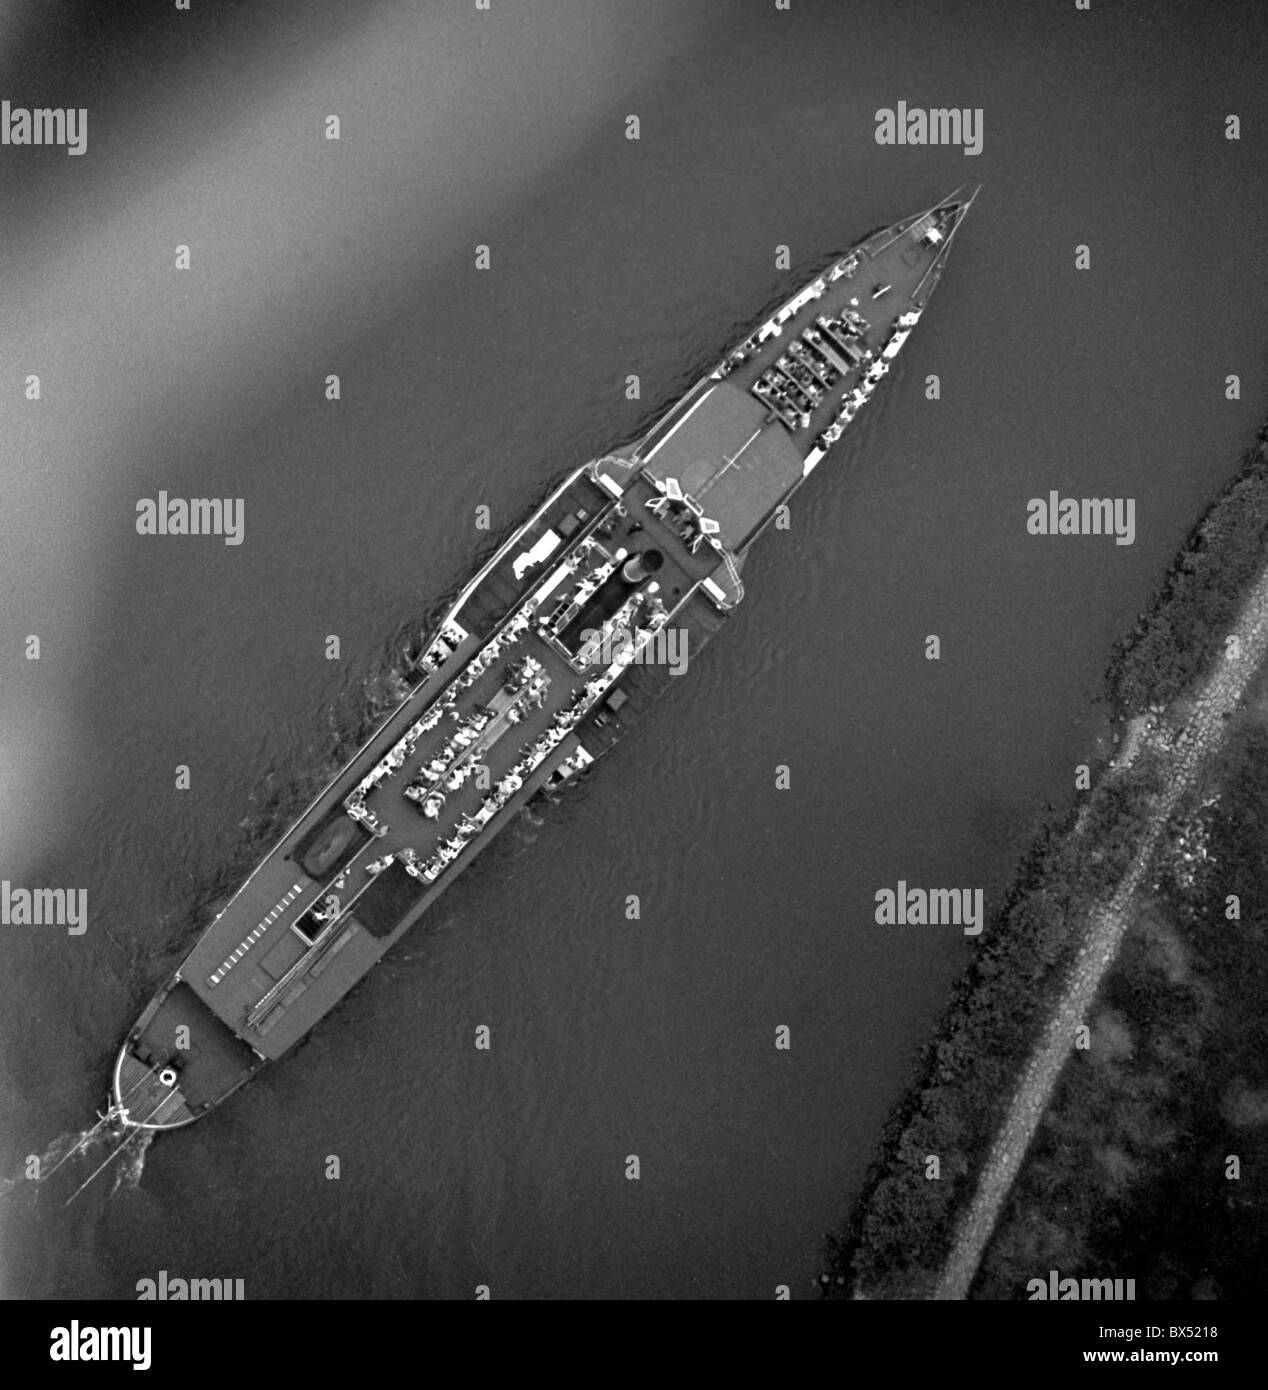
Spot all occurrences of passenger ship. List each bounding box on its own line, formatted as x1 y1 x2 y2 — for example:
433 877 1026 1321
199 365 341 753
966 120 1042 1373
111 188 978 1130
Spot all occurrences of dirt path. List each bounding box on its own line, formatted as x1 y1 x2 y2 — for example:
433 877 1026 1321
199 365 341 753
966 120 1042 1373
932 563 1268 1300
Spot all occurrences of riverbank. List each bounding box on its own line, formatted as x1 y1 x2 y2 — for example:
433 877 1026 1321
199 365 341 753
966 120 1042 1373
824 415 1268 1300
972 703 1268 1299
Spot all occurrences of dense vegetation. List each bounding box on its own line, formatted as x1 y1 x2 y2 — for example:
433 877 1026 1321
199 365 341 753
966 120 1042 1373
1110 421 1268 711
821 754 1171 1298
975 715 1268 1299
824 416 1268 1300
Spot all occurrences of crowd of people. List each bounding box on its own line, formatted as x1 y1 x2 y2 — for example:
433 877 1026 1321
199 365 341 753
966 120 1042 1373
343 537 671 892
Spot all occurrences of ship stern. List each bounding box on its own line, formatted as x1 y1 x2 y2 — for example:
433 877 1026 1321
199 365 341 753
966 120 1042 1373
114 978 263 1128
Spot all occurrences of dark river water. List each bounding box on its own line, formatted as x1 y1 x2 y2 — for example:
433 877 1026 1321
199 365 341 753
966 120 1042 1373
2 0 1267 1298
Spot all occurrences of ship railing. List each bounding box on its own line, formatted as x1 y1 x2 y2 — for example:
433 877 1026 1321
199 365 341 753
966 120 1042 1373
717 552 745 609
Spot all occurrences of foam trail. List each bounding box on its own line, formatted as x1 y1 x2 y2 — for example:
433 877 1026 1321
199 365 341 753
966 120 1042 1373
0 1121 114 1200
111 1130 154 1196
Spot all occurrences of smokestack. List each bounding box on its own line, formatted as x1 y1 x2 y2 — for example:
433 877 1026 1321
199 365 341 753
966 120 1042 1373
622 549 664 584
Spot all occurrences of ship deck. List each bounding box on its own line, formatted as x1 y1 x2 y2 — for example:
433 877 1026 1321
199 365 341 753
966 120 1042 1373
116 980 261 1125
160 468 729 1061
113 189 974 1121
639 382 803 552
629 190 974 552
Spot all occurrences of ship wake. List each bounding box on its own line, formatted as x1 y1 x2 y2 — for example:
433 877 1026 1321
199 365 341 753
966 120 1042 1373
8 1104 155 1208
1 1118 115 1202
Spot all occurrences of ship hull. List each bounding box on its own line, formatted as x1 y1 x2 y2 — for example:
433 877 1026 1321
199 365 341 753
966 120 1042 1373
112 188 976 1129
